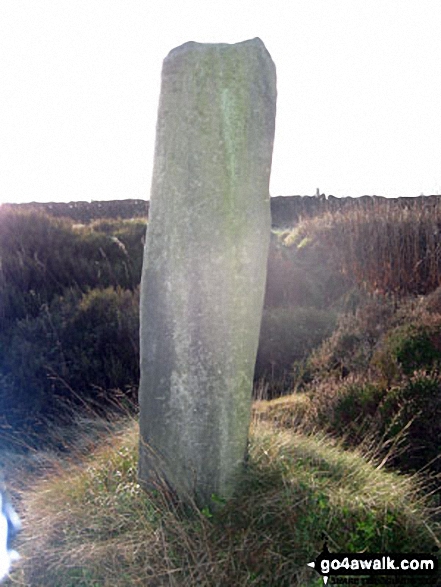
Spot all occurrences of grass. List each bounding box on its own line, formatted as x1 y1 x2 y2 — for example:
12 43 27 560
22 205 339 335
283 197 441 297
4 409 440 587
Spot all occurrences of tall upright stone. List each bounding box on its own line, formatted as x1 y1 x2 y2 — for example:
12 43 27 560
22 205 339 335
139 38 276 506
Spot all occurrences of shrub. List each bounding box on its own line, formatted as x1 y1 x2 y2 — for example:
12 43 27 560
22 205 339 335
255 307 337 384
372 316 441 384
0 209 146 325
61 287 140 398
0 210 77 322
378 372 441 474
294 376 386 443
297 294 441 476
289 368 441 477
308 295 396 379
326 381 385 442
88 218 146 288
270 370 441 477
0 287 140 445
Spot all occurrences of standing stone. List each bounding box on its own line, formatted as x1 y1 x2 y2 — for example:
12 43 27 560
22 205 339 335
139 38 276 507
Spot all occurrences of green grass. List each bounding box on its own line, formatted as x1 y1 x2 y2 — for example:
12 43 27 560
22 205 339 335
5 412 440 587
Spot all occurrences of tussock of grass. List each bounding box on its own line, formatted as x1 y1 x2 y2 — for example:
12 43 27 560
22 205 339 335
253 394 314 429
8 414 440 587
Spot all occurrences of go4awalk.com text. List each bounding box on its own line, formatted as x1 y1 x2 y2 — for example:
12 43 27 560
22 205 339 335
307 541 438 585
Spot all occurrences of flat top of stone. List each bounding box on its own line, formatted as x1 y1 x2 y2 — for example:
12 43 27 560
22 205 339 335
166 37 270 61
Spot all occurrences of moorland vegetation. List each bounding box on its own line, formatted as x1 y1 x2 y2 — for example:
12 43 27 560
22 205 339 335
0 198 440 586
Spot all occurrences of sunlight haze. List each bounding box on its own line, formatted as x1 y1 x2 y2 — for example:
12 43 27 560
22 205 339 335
1 0 441 204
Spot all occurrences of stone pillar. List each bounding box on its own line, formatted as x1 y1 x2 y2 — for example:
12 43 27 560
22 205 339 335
139 38 276 507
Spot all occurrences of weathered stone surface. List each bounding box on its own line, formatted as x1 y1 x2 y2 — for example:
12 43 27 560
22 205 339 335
138 38 276 506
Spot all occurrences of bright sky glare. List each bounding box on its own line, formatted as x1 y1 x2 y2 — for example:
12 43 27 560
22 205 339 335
1 0 441 204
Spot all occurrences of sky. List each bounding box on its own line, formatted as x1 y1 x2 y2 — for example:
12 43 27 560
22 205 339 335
1 0 441 204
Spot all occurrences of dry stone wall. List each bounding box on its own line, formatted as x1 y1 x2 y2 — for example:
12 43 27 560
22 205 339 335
7 194 441 228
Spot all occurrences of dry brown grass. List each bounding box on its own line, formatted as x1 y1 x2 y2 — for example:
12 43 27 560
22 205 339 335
284 198 441 297
4 413 439 587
